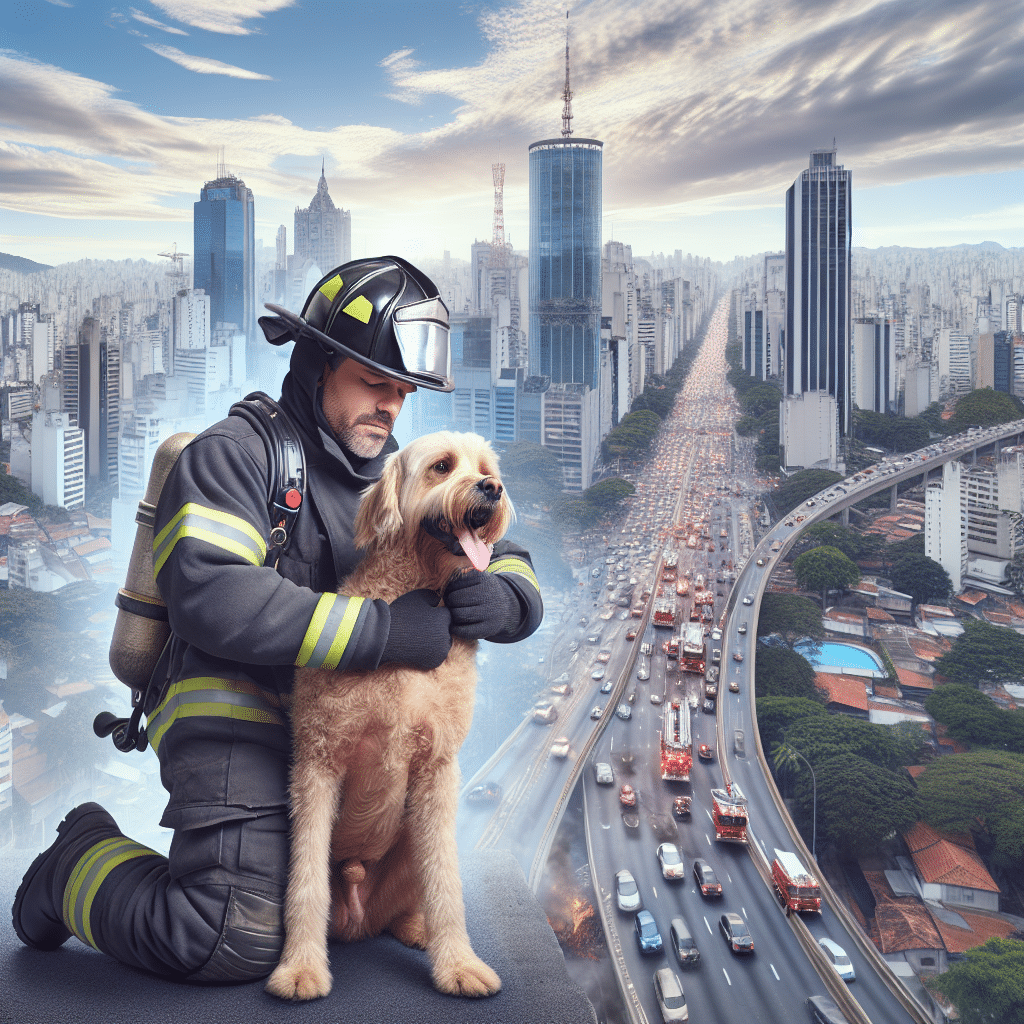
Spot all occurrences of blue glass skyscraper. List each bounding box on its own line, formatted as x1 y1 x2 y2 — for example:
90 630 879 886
193 173 255 341
528 137 603 387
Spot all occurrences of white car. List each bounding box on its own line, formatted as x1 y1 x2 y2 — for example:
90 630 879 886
656 843 685 880
818 937 856 981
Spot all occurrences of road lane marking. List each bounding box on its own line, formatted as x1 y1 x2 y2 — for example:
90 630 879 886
652 885 658 900
602 822 610 829
722 968 732 986
704 916 712 934
741 906 747 919
705 833 711 845
771 964 780 980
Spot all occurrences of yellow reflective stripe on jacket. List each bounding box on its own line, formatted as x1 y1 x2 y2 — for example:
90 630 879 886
146 676 286 754
63 836 160 950
153 502 267 577
487 556 540 594
295 593 365 670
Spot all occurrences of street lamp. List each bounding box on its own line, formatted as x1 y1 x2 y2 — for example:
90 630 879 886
774 743 817 862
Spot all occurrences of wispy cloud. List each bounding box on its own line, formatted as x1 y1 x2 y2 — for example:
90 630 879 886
130 7 188 35
149 0 296 36
144 44 273 79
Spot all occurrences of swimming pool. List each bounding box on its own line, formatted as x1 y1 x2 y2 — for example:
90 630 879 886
795 641 887 678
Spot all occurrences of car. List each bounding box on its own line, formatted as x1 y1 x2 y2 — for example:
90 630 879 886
719 912 754 953
732 651 744 662
672 796 691 819
597 649 612 663
698 743 714 761
711 647 721 664
550 735 571 758
567 639 580 652
737 621 747 634
616 703 632 720
588 633 601 644
598 676 612 691
641 641 653 656
653 966 688 1023
705 665 720 683
704 682 718 698
465 782 501 803
692 858 722 896
550 682 572 696
619 784 637 807
668 917 700 966
626 627 638 641
634 910 664 954
711 627 722 641
614 868 642 912
756 558 765 566
637 663 651 681
594 762 613 785
818 937 856 981
729 679 739 692
742 594 754 605
590 705 604 720
532 702 558 724
733 730 745 755
651 692 664 705
657 843 685 880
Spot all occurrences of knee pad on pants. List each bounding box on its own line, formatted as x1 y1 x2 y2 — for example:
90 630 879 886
190 887 284 983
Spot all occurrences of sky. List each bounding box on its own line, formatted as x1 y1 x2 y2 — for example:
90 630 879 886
1 0 1022 269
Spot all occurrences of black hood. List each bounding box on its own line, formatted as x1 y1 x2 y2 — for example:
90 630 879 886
279 338 396 488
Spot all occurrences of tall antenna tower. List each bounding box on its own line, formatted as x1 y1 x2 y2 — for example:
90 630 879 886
561 10 573 138
491 163 506 268
217 146 227 179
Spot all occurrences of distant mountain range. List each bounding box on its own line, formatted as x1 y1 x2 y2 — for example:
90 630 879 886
0 253 54 274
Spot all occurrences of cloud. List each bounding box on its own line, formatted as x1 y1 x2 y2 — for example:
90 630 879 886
130 7 188 35
148 0 297 36
144 44 274 79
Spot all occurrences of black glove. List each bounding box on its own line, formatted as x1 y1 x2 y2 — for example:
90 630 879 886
380 589 452 670
444 570 521 641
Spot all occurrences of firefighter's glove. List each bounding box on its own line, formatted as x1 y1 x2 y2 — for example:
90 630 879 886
444 570 521 641
381 589 452 670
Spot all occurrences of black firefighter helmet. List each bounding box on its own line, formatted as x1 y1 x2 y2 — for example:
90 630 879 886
258 255 453 392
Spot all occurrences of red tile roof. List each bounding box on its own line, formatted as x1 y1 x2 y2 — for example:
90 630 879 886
895 666 937 691
906 765 927 779
815 672 869 711
861 871 945 953
866 607 895 621
903 822 999 892
873 683 901 699
957 590 988 606
928 907 1017 954
983 610 1013 625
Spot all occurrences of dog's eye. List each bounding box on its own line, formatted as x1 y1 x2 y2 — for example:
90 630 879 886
433 460 450 474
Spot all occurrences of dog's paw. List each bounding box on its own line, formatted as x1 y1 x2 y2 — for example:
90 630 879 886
433 954 501 998
265 959 333 1001
388 910 427 949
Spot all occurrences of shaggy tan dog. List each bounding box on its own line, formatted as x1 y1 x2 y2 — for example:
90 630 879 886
265 431 511 1002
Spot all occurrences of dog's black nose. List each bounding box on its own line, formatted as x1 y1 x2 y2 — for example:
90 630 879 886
477 477 502 502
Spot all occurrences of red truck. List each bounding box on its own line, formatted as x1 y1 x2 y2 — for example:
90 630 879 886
771 850 821 914
680 622 705 674
710 785 748 843
660 700 692 781
652 585 675 629
661 551 678 581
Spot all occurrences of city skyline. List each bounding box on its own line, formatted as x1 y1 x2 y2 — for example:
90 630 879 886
2 0 1023 268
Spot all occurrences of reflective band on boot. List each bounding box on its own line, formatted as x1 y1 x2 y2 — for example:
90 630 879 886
63 836 162 951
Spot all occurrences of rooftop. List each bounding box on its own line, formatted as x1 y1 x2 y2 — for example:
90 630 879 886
903 822 1000 893
815 672 869 711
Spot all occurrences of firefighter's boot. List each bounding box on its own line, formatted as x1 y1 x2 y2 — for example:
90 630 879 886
12 802 123 950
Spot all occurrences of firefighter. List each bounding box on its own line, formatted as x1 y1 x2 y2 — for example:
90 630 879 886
13 256 543 982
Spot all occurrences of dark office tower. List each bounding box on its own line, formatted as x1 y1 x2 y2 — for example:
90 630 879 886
193 171 256 340
528 139 603 386
294 167 351 273
785 147 852 435
63 316 119 484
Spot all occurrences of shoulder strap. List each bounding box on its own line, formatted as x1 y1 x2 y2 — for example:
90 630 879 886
229 391 307 569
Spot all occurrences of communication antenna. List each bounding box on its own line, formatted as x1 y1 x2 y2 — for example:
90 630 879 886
561 10 573 138
217 146 227 179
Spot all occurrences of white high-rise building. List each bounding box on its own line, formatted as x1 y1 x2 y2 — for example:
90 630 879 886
925 460 967 593
29 410 85 510
172 289 211 352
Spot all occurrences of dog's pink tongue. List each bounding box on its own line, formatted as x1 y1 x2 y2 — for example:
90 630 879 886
457 527 491 571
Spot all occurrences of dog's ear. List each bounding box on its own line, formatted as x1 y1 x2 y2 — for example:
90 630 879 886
354 449 405 550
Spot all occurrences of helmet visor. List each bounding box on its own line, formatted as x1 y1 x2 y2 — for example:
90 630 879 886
393 298 452 388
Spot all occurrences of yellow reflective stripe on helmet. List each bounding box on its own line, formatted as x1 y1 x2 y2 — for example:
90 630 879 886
64 836 160 950
342 295 373 324
153 502 267 576
146 676 286 754
295 593 365 670
487 557 540 594
319 274 344 302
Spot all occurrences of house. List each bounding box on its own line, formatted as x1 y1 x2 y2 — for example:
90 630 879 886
815 672 869 718
903 821 1000 912
893 666 938 701
863 870 947 976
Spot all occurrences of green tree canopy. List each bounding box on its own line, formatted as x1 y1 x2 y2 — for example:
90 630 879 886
773 470 845 515
754 644 820 700
499 441 564 503
883 533 925 567
929 937 1024 1024
788 753 922 858
782 713 923 773
583 478 636 512
889 553 952 605
948 388 1024 433
935 618 1024 687
741 382 782 419
792 546 860 603
755 593 825 646
918 401 949 436
800 523 880 563
755 696 827 749
854 409 931 453
551 497 600 533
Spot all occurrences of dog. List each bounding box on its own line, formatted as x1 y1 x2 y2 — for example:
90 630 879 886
265 431 512 1002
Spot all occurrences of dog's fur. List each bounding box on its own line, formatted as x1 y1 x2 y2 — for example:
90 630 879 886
266 431 512 1002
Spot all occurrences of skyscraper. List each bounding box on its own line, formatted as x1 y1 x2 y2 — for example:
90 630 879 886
781 147 852 471
294 167 350 274
193 171 256 340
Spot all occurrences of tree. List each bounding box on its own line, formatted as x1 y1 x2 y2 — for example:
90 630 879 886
551 497 600 533
499 441 564 504
741 382 782 419
919 401 949 436
925 684 1011 748
792 546 860 606
948 388 1024 433
783 714 920 773
1008 550 1024 598
755 696 827 748
929 938 1024 1024
883 532 925 569
889 553 952 605
935 618 1024 687
801 523 876 563
756 593 825 647
916 750 1024 871
789 753 921 858
583 478 635 512
773 470 845 515
754 644 820 700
